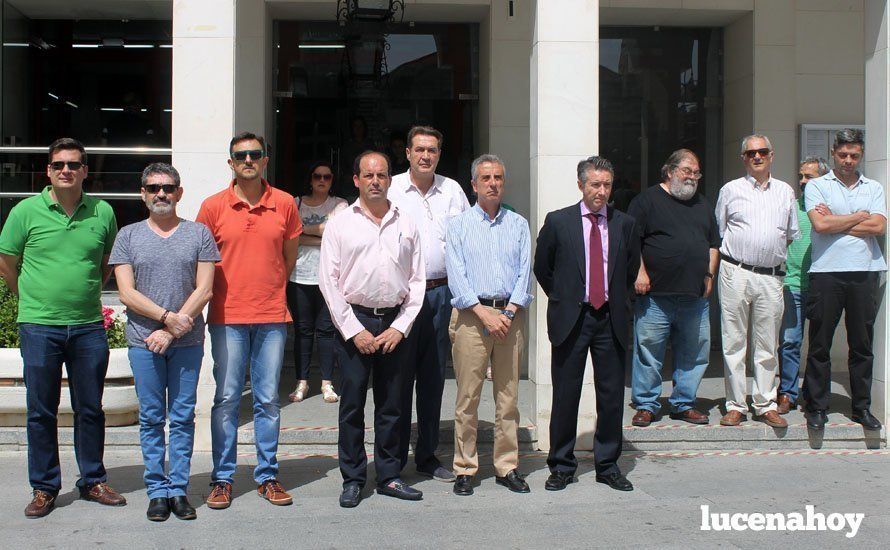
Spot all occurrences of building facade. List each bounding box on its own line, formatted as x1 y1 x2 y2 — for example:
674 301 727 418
1 0 888 449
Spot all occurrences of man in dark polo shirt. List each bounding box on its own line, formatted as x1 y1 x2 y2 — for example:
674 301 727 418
0 138 124 518
627 149 720 427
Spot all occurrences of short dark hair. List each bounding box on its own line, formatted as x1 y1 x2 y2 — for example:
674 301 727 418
833 128 865 150
229 131 267 157
407 126 443 149
141 162 181 187
577 156 614 183
660 149 700 181
48 137 87 164
300 160 337 197
353 150 390 177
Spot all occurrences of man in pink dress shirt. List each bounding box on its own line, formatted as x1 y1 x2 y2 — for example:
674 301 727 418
318 151 426 508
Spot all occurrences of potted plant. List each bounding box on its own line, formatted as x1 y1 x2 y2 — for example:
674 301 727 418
0 285 138 427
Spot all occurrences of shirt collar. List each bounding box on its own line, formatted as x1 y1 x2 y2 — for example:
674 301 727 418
472 202 504 223
227 179 275 209
579 200 606 218
41 185 86 212
827 170 866 188
744 174 772 189
350 199 399 225
404 172 442 197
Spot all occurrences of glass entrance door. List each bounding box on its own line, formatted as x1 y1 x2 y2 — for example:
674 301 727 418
273 20 479 199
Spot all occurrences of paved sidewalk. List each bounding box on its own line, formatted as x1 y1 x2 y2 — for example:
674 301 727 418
1 449 888 549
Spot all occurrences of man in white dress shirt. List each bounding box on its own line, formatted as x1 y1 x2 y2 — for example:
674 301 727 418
715 134 799 428
389 126 470 481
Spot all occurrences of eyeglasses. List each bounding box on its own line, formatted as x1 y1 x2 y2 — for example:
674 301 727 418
422 197 433 220
49 161 84 172
312 172 333 182
743 148 771 159
231 149 265 162
676 167 703 179
143 183 179 194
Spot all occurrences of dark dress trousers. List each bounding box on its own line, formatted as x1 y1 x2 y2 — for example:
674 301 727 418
533 202 639 476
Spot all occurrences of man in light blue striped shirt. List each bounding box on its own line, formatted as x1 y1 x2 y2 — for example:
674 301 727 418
445 154 533 496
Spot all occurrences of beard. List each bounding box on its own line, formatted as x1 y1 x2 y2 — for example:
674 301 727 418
668 177 698 200
147 199 175 214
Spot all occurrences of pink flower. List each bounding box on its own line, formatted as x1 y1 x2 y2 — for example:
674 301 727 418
102 307 114 331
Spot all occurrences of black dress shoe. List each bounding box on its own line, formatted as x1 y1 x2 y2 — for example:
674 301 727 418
852 409 882 430
495 470 530 493
453 475 474 496
545 471 576 491
146 497 170 522
807 409 828 431
339 483 362 508
595 472 633 491
377 479 423 501
169 495 196 520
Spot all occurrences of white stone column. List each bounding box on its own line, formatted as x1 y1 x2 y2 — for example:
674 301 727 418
530 0 599 451
172 0 237 451
864 0 889 424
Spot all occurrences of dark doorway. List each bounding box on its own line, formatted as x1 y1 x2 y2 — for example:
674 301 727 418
273 20 479 199
599 26 723 211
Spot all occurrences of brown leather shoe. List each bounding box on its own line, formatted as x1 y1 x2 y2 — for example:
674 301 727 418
758 410 788 428
776 394 795 415
669 409 710 424
206 481 232 509
631 409 654 427
79 482 126 506
258 479 293 506
25 490 55 518
720 410 745 426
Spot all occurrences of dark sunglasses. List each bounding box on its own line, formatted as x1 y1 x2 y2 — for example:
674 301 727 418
743 148 771 159
312 172 333 182
231 149 265 161
49 161 84 171
143 183 180 194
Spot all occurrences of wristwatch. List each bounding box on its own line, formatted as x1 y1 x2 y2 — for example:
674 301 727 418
501 309 516 321
705 273 714 279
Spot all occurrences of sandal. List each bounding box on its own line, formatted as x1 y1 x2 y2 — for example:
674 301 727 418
289 381 309 403
321 382 339 403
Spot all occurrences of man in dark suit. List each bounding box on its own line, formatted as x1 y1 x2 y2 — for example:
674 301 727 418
533 156 640 492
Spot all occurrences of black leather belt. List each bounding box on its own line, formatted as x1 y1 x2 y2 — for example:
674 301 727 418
720 254 785 277
351 304 400 316
426 277 448 290
478 297 509 309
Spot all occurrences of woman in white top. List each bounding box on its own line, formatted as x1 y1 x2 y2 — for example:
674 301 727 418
287 161 348 403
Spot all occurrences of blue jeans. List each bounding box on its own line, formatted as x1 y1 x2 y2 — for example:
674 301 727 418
19 322 109 494
209 323 286 484
129 345 202 499
631 295 710 414
779 288 806 401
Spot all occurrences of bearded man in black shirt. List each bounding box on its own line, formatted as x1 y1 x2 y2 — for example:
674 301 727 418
627 149 720 427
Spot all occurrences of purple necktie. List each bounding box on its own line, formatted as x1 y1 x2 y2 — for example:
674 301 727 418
586 213 606 309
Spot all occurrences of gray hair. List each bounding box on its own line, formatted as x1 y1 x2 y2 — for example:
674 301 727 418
833 128 864 150
141 162 181 187
740 134 773 155
577 156 614 183
661 149 700 181
470 153 506 181
800 156 830 176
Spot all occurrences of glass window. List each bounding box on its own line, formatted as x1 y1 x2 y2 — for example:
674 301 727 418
599 27 723 210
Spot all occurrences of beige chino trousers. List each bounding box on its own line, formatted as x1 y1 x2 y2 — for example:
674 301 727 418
449 306 525 477
718 260 784 415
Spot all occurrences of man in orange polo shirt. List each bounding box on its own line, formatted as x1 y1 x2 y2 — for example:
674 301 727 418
196 132 302 509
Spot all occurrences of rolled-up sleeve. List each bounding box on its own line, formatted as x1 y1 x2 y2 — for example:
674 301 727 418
715 187 728 238
786 192 801 241
508 219 533 308
445 216 479 309
318 219 364 340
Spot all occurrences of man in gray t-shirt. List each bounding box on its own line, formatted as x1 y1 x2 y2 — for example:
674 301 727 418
108 163 219 521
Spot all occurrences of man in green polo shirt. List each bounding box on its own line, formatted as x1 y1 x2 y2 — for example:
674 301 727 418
0 138 126 518
777 156 829 414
